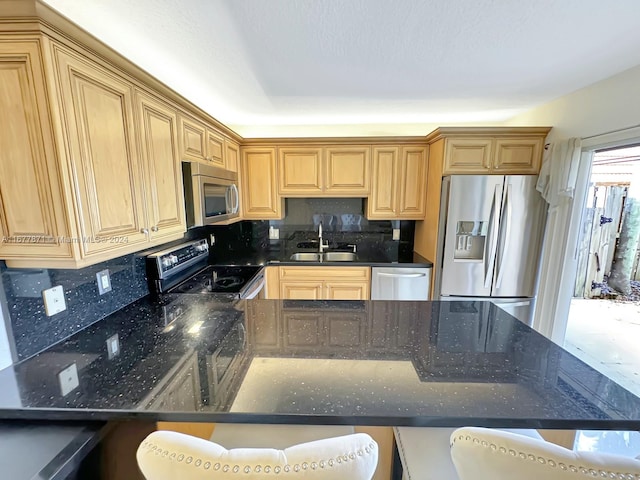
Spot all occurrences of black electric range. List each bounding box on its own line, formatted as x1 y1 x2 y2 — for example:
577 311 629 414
146 239 264 299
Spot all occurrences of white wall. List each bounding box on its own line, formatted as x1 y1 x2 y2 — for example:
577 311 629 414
507 64 640 141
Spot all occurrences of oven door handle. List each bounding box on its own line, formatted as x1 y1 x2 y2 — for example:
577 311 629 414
242 275 265 299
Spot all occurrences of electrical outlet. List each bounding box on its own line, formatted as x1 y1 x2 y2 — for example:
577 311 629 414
106 333 120 359
210 234 216 245
392 228 401 241
96 269 112 295
269 227 280 239
58 362 79 396
42 285 66 316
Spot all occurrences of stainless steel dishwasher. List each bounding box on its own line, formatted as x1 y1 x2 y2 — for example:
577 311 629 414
371 267 432 300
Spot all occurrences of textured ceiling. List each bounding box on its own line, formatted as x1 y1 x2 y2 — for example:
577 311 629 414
42 0 640 137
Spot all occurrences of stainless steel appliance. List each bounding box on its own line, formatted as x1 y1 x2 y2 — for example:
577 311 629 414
371 267 432 300
146 239 264 299
182 162 240 227
436 175 546 324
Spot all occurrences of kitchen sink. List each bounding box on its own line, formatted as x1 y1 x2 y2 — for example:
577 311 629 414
289 251 357 262
289 252 322 262
322 251 357 262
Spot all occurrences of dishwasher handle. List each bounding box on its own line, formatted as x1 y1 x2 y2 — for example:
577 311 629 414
375 272 427 278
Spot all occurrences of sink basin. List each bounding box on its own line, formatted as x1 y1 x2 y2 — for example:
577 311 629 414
323 251 358 262
288 251 358 262
289 252 322 262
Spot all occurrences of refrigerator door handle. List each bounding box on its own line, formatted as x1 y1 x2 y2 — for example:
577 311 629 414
484 184 500 288
495 184 512 289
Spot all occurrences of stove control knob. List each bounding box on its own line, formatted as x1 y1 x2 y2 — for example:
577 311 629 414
161 257 172 268
170 255 178 265
196 244 208 252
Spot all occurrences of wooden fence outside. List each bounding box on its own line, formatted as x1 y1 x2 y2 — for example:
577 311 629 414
573 184 640 298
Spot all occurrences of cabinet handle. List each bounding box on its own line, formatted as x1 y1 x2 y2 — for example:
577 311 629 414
140 228 149 234
151 226 159 232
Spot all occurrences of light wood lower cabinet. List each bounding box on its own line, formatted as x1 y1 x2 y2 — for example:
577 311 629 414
278 266 370 300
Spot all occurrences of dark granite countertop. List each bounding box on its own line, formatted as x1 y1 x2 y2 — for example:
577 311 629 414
0 297 639 430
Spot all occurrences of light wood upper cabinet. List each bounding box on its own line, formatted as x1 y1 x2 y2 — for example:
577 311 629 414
277 145 370 196
178 114 228 169
493 138 543 173
224 138 240 173
278 147 323 195
443 138 492 173
325 146 371 195
367 145 427 219
1 39 186 268
206 128 225 168
178 115 207 163
0 40 72 260
240 147 283 219
135 91 186 240
441 134 546 175
53 45 149 255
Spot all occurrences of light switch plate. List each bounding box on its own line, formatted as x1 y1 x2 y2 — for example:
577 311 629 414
106 333 120 359
210 234 216 245
58 362 79 396
392 228 401 241
96 269 112 295
42 285 66 316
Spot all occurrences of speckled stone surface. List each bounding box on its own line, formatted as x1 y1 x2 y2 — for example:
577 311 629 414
0 298 638 430
0 253 150 360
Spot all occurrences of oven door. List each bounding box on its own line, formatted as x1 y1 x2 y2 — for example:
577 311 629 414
208 322 245 408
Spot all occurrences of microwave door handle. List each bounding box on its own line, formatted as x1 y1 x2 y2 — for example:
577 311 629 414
231 184 240 214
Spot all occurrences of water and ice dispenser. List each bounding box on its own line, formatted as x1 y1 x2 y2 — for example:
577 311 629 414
454 221 487 261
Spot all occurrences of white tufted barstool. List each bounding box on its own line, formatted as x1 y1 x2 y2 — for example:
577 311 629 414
450 427 640 480
136 430 378 479
393 427 544 479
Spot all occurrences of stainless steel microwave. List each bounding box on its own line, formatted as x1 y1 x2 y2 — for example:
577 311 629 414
182 162 240 227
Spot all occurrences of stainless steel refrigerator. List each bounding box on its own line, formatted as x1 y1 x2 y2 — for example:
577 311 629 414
436 175 546 325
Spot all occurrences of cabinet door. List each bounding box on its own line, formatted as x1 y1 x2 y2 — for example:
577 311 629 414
136 92 186 240
398 146 427 218
280 281 323 299
283 311 324 350
325 146 371 195
493 138 543 174
178 115 206 162
206 128 225 168
367 146 398 219
0 41 71 259
325 312 367 348
224 138 240 172
325 281 369 300
443 138 492 174
54 46 148 255
278 147 323 195
240 147 282 219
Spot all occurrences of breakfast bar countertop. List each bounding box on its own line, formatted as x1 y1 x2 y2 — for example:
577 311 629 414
0 297 639 430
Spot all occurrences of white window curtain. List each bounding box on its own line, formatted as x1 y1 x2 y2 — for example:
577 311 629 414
532 139 592 342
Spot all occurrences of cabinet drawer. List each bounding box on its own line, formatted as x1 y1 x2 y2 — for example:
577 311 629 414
279 266 370 281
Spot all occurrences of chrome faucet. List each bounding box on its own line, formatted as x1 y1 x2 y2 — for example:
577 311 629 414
318 222 329 253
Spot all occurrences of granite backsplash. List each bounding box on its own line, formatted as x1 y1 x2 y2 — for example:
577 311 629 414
0 252 151 361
